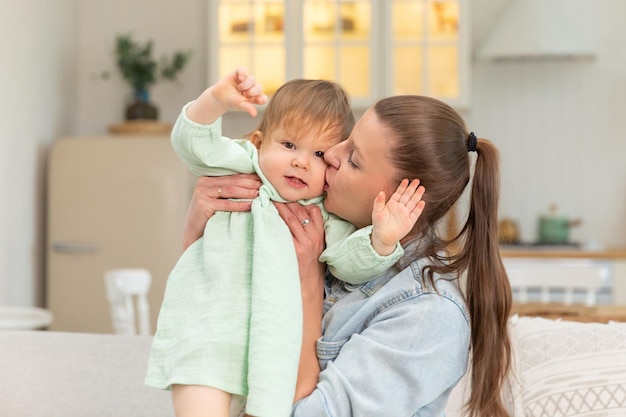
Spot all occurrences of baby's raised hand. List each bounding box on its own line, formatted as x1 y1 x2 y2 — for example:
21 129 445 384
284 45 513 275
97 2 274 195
371 179 426 256
211 67 268 117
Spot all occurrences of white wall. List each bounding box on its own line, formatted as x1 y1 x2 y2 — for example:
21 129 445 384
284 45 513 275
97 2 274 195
1 0 625 307
469 0 626 247
0 0 74 306
72 0 208 134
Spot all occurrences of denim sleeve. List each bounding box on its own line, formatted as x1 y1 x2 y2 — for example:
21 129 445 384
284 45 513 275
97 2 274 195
291 293 470 417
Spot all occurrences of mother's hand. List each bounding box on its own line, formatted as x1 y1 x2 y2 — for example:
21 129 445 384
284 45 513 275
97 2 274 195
274 202 326 401
183 174 261 249
274 202 325 278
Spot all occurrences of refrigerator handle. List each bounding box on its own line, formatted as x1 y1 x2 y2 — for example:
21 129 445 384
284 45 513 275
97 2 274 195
52 242 100 254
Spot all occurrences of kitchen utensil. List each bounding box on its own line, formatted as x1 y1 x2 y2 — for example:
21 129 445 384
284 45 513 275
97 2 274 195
538 205 582 244
499 218 520 244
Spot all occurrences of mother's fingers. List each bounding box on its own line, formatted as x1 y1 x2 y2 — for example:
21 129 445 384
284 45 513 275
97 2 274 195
276 203 322 231
275 202 325 254
196 174 261 200
274 202 305 231
195 174 261 189
300 204 323 228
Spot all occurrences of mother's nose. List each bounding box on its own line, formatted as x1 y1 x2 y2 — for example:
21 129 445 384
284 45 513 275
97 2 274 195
324 141 343 169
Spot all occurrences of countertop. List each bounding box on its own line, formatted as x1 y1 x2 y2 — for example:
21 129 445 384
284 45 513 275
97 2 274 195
500 245 626 260
512 302 626 322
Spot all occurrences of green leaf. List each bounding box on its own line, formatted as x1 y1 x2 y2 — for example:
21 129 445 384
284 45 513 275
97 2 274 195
113 33 192 93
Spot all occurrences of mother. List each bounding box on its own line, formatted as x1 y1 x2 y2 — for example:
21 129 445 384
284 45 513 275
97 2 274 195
182 95 512 417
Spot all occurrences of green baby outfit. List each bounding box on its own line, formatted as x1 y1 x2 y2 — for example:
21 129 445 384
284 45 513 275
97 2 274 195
145 104 403 417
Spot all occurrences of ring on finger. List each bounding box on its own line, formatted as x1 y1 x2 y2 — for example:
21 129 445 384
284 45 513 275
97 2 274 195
217 187 222 198
300 219 311 227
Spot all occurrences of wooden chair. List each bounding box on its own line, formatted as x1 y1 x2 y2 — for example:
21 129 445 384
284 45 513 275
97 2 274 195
503 258 610 306
104 269 152 335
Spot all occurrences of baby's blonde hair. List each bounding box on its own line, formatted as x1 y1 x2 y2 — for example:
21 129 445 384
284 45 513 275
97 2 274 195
247 79 355 143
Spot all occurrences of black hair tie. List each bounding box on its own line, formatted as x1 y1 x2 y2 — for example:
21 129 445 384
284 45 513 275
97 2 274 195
467 132 478 152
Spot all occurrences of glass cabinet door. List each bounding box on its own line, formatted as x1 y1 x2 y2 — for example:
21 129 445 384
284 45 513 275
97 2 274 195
302 0 373 101
388 0 466 104
209 0 469 108
214 0 287 95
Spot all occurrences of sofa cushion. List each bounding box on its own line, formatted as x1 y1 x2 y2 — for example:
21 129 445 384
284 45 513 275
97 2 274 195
507 315 626 417
0 330 174 417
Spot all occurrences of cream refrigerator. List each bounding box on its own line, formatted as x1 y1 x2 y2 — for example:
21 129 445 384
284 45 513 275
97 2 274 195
46 135 194 333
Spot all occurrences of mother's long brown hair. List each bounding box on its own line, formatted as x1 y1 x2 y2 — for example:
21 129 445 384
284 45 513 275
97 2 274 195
374 96 512 417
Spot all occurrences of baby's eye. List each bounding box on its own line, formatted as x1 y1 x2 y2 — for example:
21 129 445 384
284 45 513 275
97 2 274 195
283 142 295 149
314 151 325 158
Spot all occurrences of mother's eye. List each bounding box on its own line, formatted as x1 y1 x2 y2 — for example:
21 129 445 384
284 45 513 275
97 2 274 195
282 142 295 149
347 152 358 168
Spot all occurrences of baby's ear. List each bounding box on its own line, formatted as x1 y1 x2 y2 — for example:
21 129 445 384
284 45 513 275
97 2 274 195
249 130 264 149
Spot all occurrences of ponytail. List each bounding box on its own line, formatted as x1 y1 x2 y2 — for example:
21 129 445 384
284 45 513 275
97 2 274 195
463 139 512 417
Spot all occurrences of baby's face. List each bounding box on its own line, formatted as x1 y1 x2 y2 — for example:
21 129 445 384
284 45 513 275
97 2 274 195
257 124 342 202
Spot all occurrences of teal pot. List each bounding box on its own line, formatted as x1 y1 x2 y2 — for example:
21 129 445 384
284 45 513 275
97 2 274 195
538 214 582 244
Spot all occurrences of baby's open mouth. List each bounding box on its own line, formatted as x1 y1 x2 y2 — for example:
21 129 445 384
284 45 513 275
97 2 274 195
285 176 307 187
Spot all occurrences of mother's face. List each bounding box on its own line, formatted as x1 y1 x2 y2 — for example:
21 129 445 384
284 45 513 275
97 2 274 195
323 108 400 228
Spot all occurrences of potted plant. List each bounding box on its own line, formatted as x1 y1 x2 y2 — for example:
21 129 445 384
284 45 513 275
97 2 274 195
114 33 192 120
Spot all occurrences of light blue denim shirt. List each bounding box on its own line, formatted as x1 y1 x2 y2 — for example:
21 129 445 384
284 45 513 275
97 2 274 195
291 253 471 417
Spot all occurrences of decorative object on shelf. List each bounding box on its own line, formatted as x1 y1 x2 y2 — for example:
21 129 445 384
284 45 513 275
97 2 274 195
108 120 173 136
498 218 520 244
538 204 582 244
114 33 192 121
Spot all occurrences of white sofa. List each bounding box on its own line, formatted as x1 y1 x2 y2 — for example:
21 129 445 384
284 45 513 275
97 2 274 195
0 331 173 417
2 315 626 417
446 315 626 417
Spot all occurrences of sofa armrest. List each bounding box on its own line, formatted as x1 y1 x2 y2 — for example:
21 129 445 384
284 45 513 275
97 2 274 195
0 331 173 417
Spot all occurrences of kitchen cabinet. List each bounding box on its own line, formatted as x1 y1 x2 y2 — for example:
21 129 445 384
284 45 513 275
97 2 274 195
207 0 470 108
500 247 626 306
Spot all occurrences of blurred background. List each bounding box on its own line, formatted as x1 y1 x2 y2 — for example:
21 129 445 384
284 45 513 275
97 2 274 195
1 0 624 328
